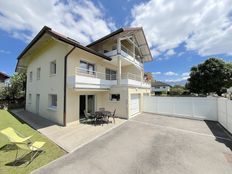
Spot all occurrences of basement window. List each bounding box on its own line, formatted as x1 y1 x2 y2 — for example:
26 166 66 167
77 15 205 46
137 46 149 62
110 94 120 101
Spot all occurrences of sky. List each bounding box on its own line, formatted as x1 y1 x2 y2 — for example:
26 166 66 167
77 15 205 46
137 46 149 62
0 0 232 84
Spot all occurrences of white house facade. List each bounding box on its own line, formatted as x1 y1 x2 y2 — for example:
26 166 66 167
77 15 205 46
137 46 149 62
16 26 152 126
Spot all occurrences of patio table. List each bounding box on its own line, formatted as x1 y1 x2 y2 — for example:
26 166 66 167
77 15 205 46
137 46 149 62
93 111 112 124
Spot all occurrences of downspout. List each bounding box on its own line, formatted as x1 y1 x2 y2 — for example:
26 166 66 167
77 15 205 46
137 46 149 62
63 46 75 126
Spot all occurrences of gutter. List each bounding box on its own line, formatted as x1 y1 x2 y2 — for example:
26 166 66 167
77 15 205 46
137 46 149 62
63 46 75 126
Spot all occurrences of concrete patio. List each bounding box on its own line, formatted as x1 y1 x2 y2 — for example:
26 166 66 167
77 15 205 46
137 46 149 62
32 113 232 174
10 109 126 152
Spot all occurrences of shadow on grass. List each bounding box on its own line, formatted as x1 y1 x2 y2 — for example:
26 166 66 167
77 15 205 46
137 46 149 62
0 144 17 152
5 151 43 167
204 120 232 151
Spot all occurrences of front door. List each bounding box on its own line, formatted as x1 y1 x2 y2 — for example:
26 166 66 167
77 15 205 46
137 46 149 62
36 94 40 114
79 95 95 120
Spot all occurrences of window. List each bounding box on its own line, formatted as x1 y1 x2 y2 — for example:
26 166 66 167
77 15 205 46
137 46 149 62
50 60 56 75
28 94 32 104
29 71 33 82
110 94 120 101
106 68 117 80
49 94 57 109
37 67 41 80
80 61 95 75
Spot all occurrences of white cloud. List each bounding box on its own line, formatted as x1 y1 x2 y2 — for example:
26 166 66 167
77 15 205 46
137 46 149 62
0 49 10 54
131 0 232 56
164 72 189 82
0 0 114 44
164 71 178 76
166 49 175 56
151 49 161 57
152 72 161 75
181 72 189 77
164 77 187 82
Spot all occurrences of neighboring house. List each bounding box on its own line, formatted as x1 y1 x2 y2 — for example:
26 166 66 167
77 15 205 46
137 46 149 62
0 72 9 88
16 26 152 126
151 81 171 94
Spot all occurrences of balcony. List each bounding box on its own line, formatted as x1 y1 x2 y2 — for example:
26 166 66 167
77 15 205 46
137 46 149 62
121 73 151 88
104 45 143 69
67 68 151 89
67 68 117 89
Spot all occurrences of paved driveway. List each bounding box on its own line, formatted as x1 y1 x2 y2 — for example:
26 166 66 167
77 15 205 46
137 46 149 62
32 113 232 174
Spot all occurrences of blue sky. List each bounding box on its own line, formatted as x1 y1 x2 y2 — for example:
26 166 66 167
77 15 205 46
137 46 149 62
0 0 232 84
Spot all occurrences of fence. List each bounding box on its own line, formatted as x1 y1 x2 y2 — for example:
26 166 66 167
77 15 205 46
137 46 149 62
218 98 232 134
143 96 232 134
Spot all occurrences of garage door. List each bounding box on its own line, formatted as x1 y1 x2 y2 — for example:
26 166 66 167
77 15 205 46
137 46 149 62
130 94 140 116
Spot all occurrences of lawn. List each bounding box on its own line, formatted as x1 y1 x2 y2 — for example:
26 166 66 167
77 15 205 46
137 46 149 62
0 110 66 174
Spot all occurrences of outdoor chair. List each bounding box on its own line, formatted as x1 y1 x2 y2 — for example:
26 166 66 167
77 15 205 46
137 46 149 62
0 127 45 166
84 110 96 122
13 141 45 166
111 109 116 124
0 127 32 144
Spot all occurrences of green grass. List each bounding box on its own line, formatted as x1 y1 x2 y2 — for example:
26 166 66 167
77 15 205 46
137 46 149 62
0 110 66 174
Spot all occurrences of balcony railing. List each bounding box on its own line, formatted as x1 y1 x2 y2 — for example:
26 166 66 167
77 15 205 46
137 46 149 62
104 44 143 68
76 67 117 80
121 73 151 88
67 68 150 89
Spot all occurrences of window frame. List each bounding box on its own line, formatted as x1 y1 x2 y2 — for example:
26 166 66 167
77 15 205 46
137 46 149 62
105 68 117 80
50 60 56 75
110 94 120 101
80 60 95 75
28 93 32 104
29 71 33 82
48 94 57 110
37 67 41 80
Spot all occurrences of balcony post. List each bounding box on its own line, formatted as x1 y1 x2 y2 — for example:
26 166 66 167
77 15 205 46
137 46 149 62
117 38 121 85
140 70 143 83
132 37 135 59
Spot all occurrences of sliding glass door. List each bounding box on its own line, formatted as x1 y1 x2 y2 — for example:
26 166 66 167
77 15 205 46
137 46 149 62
79 95 95 120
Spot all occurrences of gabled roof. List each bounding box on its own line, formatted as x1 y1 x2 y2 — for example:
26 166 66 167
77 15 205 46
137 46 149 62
87 27 153 62
16 26 112 71
0 72 10 79
151 81 171 87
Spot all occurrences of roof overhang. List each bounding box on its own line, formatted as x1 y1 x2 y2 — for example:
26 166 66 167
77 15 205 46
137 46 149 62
15 26 111 72
87 27 153 62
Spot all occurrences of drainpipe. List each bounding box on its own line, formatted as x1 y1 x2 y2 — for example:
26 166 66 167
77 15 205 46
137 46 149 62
63 46 75 127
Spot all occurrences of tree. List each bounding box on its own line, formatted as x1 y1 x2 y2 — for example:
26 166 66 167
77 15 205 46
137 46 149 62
0 73 26 101
168 85 188 96
186 58 232 96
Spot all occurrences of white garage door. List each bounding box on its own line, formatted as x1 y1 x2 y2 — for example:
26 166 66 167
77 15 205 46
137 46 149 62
130 94 140 116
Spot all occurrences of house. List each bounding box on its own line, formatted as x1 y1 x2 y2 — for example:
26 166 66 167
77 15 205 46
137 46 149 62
0 72 9 88
16 26 152 126
151 81 171 94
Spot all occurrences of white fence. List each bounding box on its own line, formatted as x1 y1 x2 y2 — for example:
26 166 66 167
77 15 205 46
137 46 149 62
218 98 232 134
144 96 232 134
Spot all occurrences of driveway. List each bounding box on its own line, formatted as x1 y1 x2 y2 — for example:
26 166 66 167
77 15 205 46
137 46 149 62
32 113 232 174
